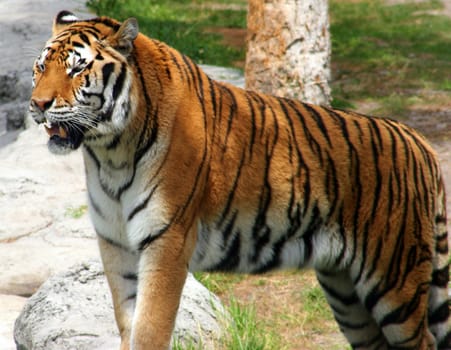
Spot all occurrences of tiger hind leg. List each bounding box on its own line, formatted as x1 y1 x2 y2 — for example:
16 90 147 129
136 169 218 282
353 265 436 350
428 193 451 349
316 270 389 350
428 266 451 349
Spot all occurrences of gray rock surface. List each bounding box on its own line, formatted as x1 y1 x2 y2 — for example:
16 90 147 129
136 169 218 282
14 261 225 350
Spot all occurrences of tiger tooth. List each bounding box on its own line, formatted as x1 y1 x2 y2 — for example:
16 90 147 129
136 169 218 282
59 126 67 139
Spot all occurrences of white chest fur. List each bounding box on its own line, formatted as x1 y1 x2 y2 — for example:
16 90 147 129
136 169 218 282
82 145 168 251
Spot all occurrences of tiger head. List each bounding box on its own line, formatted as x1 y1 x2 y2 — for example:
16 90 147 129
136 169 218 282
30 11 138 154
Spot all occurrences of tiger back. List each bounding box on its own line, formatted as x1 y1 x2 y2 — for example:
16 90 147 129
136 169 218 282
29 11 451 350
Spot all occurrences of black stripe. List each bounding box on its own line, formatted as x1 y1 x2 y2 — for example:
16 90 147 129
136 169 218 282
244 94 257 159
97 231 131 252
208 230 241 272
286 100 324 166
222 85 238 148
429 302 450 325
250 133 274 263
432 266 449 287
138 224 169 251
303 104 333 147
438 331 451 349
91 17 121 31
124 293 136 302
218 148 246 227
207 76 217 116
79 33 91 45
334 316 370 330
278 99 308 202
122 273 138 281
351 332 386 349
88 192 105 219
127 184 159 222
324 153 340 221
436 234 449 255
367 117 384 153
72 41 84 48
181 54 195 87
134 53 158 165
84 146 120 200
102 62 115 85
112 63 127 101
334 208 347 265
253 238 285 273
317 279 360 305
106 134 122 150
389 313 427 348
400 246 417 288
135 106 159 165
84 145 100 170
301 203 323 262
379 282 428 328
353 221 370 284
168 50 184 78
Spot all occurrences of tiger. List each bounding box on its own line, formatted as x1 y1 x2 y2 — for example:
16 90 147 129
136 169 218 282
29 10 451 350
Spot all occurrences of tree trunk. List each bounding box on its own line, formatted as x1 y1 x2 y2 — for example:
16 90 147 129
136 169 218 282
245 0 331 106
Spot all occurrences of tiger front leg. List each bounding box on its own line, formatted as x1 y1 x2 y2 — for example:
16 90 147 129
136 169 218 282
131 226 196 349
97 236 140 350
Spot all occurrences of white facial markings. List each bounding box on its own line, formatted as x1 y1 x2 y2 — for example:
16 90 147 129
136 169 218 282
59 13 79 22
35 47 50 73
66 45 94 77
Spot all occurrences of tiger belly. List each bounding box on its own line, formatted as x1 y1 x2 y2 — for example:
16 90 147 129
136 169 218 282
190 215 347 274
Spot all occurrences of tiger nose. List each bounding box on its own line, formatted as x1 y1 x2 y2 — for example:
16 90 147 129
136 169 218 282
32 98 54 112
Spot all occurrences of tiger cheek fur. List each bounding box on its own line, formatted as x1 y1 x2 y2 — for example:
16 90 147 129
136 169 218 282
31 10 451 350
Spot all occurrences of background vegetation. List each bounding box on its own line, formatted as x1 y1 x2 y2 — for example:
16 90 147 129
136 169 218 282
87 0 450 348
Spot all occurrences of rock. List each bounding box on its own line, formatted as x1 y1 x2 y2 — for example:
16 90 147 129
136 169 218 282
14 261 225 350
0 123 99 297
0 294 27 350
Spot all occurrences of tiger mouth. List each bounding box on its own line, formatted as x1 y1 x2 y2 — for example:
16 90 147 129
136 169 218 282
42 119 84 152
44 120 68 139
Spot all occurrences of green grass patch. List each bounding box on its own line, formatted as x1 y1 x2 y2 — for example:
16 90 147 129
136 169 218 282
86 0 247 67
221 298 282 350
330 0 451 115
194 272 246 295
300 285 334 323
64 205 88 219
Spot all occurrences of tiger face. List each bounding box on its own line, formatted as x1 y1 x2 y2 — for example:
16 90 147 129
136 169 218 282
29 12 138 154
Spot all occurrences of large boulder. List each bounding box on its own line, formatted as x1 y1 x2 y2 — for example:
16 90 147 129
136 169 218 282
14 261 226 350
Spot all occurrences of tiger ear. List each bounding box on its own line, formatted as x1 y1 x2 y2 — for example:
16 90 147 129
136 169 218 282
109 18 139 56
53 11 79 35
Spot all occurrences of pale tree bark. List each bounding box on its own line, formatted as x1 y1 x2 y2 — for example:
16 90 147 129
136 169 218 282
245 0 331 106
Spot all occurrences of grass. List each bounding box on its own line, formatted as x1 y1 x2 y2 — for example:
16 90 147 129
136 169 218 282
193 271 345 350
330 0 451 116
221 298 281 350
64 205 88 219
86 0 246 67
